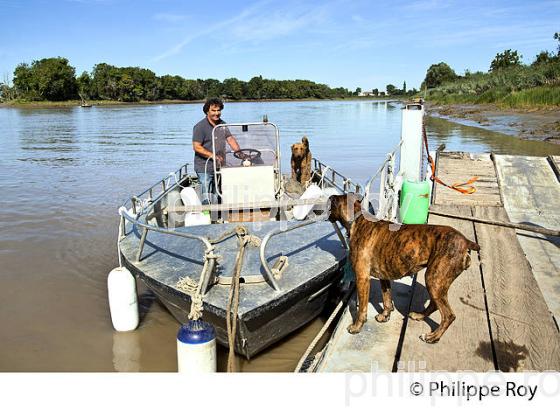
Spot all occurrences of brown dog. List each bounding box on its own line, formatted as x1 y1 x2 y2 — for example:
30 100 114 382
328 194 480 343
291 136 312 185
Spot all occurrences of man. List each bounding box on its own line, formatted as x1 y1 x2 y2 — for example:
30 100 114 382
192 98 241 204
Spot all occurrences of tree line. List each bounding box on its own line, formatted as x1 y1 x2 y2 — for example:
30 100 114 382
0 58 359 102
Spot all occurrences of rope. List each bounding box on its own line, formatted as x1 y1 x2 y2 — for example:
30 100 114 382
422 119 478 194
117 215 124 268
294 282 356 373
176 246 218 320
226 225 251 372
209 227 242 244
318 165 331 189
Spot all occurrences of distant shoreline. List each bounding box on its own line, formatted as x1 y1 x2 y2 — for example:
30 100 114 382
0 96 402 109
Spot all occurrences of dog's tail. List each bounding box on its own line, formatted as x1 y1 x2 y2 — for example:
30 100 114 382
467 240 480 252
302 136 309 148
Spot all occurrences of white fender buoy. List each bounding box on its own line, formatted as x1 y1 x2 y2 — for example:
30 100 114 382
177 320 217 373
167 189 185 228
293 183 323 220
107 267 139 332
181 187 211 227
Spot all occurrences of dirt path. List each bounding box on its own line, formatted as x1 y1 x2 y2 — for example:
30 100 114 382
426 103 560 144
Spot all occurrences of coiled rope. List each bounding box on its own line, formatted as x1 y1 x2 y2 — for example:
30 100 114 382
422 118 478 194
176 247 218 320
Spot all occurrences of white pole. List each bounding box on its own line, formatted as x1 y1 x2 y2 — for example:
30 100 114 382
400 103 424 182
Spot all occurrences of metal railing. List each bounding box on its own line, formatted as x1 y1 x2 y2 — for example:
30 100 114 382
312 158 362 194
125 163 191 216
119 159 360 293
363 141 403 221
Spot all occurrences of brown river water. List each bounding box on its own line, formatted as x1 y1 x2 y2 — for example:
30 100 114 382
1 101 559 372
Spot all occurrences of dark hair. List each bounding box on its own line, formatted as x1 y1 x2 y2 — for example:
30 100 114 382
203 97 224 114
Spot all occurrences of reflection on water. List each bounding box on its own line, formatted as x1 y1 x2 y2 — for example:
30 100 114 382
1 101 559 372
112 331 141 372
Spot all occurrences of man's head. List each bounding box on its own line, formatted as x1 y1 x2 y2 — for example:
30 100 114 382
203 98 224 125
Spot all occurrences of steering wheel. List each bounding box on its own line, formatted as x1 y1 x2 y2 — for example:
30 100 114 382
233 148 262 165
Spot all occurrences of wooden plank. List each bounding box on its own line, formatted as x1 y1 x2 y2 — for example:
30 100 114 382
438 175 498 183
397 205 494 371
435 193 502 207
494 154 560 322
473 206 560 371
439 165 496 173
434 152 500 207
316 277 414 372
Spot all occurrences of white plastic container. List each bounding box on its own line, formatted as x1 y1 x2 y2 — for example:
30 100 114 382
107 267 139 332
293 183 323 220
177 320 217 373
181 187 211 227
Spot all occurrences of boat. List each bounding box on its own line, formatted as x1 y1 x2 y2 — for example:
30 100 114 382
117 120 361 358
80 96 92 107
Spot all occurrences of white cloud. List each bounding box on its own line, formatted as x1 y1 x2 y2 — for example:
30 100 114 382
152 0 335 61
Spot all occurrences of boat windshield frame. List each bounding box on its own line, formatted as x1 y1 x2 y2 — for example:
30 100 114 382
211 122 281 200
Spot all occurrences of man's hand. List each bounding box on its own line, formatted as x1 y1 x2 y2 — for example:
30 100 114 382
214 154 224 166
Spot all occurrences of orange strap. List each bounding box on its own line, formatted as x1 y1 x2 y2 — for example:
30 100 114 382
422 121 478 195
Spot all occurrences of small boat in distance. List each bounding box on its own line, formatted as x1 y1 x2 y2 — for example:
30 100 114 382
117 119 361 358
80 95 92 107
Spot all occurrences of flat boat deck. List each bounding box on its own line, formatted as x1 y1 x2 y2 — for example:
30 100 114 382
311 152 560 372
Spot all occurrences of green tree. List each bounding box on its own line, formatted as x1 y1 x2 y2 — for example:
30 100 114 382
247 76 263 99
489 49 522 72
532 51 554 66
372 88 379 96
354 87 362 96
386 84 396 95
77 71 92 99
13 63 35 99
13 57 78 101
201 78 222 97
555 32 560 55
222 78 244 100
0 81 15 101
402 81 407 93
423 62 457 89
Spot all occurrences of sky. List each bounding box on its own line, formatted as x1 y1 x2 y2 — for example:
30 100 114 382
0 0 559 91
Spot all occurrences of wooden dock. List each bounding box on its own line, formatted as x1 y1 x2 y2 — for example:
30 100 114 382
309 152 560 372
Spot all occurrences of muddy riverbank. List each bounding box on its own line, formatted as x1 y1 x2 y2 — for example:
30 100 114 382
426 103 560 144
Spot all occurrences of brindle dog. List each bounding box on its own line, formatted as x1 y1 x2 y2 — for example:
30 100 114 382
328 193 480 343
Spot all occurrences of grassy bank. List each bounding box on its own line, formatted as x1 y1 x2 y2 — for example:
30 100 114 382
428 86 560 109
426 60 560 109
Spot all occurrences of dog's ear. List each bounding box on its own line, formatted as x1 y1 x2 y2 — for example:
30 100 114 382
291 144 296 152
353 197 362 216
347 193 362 218
302 136 309 148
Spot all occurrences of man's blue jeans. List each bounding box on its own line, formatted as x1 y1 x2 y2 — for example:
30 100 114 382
196 171 215 204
